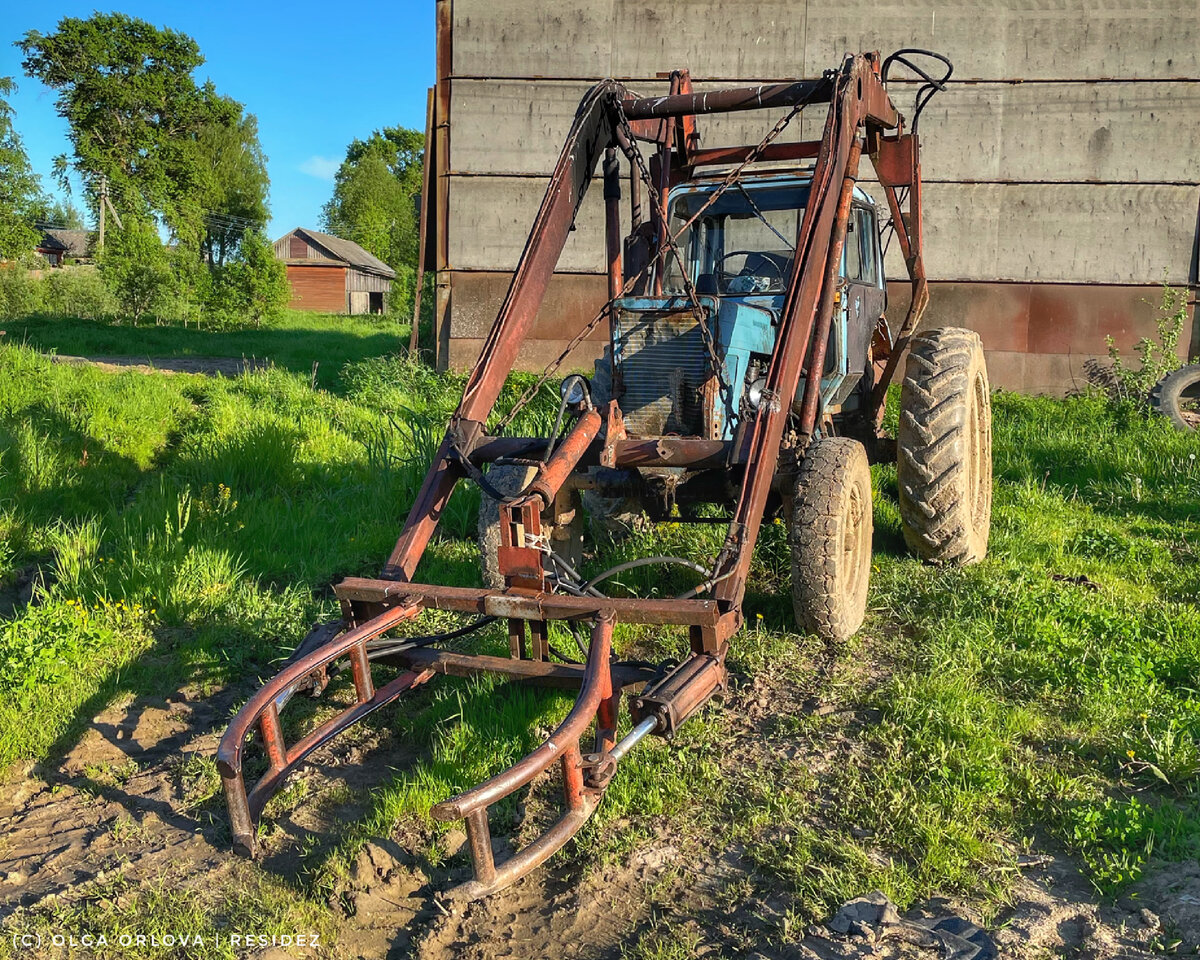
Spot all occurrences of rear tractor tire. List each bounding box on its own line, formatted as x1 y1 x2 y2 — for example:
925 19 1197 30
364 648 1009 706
789 437 874 644
477 464 584 589
897 327 992 565
1150 364 1200 432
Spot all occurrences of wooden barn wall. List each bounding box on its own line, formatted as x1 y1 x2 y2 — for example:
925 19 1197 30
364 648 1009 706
347 270 393 293
286 265 347 313
437 0 1200 394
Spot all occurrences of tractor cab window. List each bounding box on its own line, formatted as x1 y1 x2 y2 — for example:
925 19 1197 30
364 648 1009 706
662 183 810 296
843 206 878 284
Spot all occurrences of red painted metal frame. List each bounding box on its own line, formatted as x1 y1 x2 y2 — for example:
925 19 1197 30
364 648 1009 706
219 52 925 901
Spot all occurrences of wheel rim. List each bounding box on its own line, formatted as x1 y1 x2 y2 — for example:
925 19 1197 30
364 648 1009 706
843 479 870 605
1181 381 1200 430
968 370 989 529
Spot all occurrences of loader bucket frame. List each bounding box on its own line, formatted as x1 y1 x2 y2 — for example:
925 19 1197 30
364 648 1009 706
218 51 937 901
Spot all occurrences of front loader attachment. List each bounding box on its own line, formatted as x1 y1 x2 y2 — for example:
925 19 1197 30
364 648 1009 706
218 597 724 900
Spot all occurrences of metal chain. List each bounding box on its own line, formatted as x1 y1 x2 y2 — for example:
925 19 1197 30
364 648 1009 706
494 82 824 434
611 98 733 415
492 299 615 434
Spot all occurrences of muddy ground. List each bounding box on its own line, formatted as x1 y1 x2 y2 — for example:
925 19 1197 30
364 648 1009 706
2 634 1194 960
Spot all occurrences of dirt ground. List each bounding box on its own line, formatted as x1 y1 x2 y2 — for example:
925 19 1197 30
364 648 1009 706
48 355 268 377
1 644 1192 960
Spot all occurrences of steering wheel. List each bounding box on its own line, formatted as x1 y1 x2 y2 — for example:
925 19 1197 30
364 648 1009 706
715 250 786 293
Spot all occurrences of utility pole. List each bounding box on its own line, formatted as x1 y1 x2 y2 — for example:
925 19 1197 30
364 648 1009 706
96 175 122 251
98 175 106 250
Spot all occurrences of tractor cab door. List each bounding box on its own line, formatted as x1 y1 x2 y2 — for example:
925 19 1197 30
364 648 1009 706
832 203 885 405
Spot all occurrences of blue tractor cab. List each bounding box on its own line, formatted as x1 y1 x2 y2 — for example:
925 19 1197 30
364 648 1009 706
607 173 887 442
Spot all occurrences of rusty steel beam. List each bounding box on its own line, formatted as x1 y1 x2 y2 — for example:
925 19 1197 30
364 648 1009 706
379 645 657 690
334 578 721 627
713 56 882 608
688 140 821 167
798 140 863 434
622 78 832 119
467 435 734 468
432 615 615 900
217 603 427 857
526 407 603 505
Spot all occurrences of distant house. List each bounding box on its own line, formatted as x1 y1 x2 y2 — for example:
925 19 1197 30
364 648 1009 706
35 227 92 267
272 228 395 314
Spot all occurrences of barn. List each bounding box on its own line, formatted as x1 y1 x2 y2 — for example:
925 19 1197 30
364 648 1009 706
272 228 395 314
35 227 91 267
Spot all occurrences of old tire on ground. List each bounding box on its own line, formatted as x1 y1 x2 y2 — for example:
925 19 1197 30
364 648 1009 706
897 327 992 565
789 437 873 643
583 353 647 543
1150 364 1200 432
477 464 584 588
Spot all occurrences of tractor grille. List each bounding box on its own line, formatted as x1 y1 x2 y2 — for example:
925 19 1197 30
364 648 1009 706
613 306 710 437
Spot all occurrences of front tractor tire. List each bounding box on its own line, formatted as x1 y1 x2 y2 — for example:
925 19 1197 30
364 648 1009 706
789 437 874 644
897 327 992 565
477 464 584 588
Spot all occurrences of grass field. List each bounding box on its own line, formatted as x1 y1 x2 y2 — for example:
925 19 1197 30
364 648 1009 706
1 310 407 389
1 319 1199 957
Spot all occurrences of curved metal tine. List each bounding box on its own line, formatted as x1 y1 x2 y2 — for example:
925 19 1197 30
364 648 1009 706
217 603 427 857
433 614 617 900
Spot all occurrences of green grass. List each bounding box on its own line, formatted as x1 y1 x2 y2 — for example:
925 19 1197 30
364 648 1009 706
2 318 1200 950
2 309 407 389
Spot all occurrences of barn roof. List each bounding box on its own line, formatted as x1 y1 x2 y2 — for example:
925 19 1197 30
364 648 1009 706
280 228 396 279
36 228 91 257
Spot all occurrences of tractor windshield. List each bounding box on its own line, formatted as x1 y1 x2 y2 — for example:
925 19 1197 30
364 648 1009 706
662 182 810 296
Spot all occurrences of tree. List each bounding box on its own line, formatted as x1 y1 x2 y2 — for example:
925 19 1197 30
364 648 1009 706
28 197 85 230
321 126 424 272
0 78 43 262
18 13 268 247
194 102 269 266
220 229 290 327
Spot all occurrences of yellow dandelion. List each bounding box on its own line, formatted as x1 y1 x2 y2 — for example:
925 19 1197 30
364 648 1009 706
1126 749 1136 759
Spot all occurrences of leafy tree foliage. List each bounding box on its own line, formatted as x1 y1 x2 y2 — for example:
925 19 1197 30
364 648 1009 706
322 127 423 272
195 106 269 265
19 13 269 253
0 78 43 262
28 197 86 230
207 230 290 328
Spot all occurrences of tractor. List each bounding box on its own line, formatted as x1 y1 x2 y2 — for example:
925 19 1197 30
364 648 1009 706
218 49 993 901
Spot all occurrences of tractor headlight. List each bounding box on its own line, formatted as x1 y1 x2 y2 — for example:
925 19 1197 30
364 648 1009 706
747 377 767 409
560 374 591 408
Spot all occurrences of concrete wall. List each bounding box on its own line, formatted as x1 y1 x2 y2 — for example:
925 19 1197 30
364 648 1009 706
434 0 1200 393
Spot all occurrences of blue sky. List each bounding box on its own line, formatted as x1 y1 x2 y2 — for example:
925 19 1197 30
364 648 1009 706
0 1 436 238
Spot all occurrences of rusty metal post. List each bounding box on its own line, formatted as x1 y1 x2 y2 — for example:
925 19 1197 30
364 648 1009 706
798 140 863 434
604 147 623 302
410 86 435 354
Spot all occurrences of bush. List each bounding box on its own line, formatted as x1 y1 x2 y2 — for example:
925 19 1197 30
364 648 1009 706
42 266 115 320
100 221 174 323
203 229 289 328
1101 283 1191 403
0 264 43 318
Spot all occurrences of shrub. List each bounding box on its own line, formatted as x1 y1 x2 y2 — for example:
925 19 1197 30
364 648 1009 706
99 220 174 323
0 264 42 318
203 229 289 329
1101 283 1190 403
42 266 116 320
